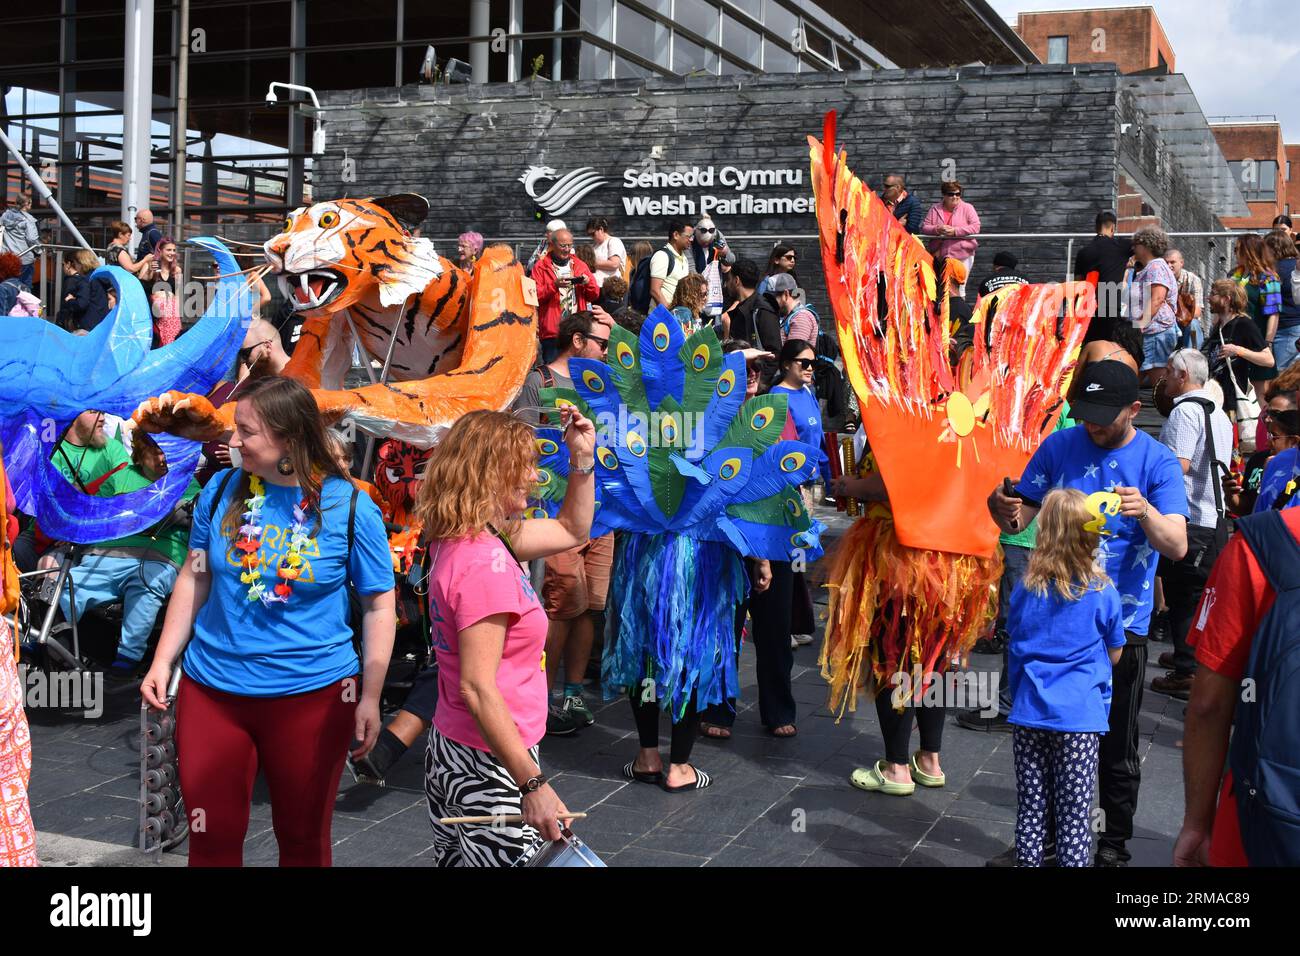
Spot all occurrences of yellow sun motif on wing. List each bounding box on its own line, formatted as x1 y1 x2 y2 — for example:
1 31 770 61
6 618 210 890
934 388 991 469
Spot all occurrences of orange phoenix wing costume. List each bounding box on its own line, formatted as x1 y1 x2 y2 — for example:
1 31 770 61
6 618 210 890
809 113 1094 715
134 194 535 448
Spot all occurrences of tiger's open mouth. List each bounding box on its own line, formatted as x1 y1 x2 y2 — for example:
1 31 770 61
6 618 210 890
278 269 346 311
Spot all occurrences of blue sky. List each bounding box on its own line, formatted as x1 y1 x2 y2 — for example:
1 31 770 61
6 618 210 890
989 0 1300 140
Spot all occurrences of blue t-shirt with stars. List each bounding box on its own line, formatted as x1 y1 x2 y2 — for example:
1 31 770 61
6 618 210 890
1015 425 1188 638
1254 447 1299 513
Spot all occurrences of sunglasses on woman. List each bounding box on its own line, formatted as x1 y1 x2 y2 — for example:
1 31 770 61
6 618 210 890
791 358 816 370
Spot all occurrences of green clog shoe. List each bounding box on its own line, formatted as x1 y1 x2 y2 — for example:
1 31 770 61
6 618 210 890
909 751 946 788
849 760 916 796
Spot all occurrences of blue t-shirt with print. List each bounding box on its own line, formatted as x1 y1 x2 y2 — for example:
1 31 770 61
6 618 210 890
770 383 830 483
1015 426 1188 637
184 471 396 697
1254 447 1299 513
1007 581 1127 733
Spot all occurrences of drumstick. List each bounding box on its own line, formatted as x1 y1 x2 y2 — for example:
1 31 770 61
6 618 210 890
439 812 589 826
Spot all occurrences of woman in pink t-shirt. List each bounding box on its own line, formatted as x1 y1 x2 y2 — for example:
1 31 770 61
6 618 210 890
922 181 981 298
414 407 595 867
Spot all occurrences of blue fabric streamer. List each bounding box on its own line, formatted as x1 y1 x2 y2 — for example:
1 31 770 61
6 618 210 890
602 532 747 721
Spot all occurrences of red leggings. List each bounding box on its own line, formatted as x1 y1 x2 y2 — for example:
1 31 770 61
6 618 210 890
175 675 357 867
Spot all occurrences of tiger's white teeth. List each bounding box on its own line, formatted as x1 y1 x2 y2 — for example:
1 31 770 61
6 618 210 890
281 270 341 309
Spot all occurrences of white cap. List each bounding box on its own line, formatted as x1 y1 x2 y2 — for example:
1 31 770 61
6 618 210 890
546 219 567 233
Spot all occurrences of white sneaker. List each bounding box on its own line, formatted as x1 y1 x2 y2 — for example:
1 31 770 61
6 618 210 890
792 633 815 646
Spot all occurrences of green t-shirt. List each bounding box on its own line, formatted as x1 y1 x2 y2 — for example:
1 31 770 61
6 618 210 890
1000 400 1072 549
51 437 131 494
96 465 202 567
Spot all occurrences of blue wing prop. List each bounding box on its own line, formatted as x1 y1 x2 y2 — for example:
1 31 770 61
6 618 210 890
0 237 252 542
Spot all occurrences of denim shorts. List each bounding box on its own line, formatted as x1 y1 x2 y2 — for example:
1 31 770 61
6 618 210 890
1274 326 1300 375
1141 326 1179 371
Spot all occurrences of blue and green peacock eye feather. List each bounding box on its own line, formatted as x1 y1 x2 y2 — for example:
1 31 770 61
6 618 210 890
697 350 747 460
677 328 722 417
640 307 686 410
717 393 790 455
605 324 648 411
723 489 826 562
536 385 594 426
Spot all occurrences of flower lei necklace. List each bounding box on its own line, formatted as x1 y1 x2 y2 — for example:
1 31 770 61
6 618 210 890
235 475 313 606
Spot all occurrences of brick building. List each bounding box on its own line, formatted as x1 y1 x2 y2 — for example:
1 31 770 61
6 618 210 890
1209 118 1291 230
315 65 1246 320
1015 5 1298 231
1014 5 1174 74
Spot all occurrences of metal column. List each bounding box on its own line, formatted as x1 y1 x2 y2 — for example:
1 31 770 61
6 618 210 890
287 0 307 209
507 0 522 82
173 0 190 237
552 0 563 81
470 0 491 84
122 0 156 236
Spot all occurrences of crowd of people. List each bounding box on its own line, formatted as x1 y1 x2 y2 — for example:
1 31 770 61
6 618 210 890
1 182 1298 872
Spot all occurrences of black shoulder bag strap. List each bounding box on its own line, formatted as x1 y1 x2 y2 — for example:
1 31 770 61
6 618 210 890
206 469 240 525
346 487 359 576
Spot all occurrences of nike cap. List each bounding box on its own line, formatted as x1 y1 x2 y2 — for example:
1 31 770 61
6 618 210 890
1071 361 1140 426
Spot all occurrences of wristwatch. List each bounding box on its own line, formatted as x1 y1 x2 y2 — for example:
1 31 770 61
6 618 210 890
570 457 595 476
520 773 548 793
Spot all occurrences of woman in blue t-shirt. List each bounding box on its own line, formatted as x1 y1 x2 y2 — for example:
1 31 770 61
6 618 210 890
1006 488 1126 867
141 376 396 867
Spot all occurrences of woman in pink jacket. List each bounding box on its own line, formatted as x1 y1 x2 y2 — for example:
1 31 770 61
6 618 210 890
922 181 981 297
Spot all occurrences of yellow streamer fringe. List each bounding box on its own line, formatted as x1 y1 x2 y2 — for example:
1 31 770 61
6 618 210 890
817 517 1002 721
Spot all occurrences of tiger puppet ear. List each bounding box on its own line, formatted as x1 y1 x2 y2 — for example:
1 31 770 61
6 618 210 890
366 194 444 308
370 193 430 234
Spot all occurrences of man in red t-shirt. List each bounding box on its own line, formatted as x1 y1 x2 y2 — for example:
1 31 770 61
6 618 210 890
1175 506 1300 866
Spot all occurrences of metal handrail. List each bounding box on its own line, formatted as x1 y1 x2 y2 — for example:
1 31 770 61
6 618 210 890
406 230 1255 244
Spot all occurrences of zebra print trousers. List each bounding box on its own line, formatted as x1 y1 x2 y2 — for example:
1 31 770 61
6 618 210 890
424 726 540 867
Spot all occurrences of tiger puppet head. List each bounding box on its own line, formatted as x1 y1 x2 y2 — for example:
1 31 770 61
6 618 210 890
375 438 431 529
264 193 475 385
264 194 443 315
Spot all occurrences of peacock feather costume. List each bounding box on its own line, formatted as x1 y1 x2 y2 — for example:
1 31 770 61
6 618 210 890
525 306 826 720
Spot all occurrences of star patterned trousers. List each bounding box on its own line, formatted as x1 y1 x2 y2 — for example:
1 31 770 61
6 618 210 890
1012 726 1100 867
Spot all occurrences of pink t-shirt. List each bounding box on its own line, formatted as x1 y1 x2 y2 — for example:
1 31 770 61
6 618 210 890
428 532 549 751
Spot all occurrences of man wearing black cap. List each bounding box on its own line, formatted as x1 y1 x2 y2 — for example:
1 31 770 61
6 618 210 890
976 251 1029 298
985 361 1189 867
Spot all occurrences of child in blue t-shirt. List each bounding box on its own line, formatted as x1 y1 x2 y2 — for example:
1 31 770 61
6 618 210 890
1006 488 1126 867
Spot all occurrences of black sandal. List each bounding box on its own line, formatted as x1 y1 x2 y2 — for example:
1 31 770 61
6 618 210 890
661 767 713 793
622 760 663 785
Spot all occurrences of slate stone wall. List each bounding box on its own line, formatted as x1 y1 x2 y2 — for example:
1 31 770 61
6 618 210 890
309 64 1215 324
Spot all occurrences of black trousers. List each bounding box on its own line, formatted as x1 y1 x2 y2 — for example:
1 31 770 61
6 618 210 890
790 570 816 636
631 691 698 765
1097 640 1147 862
876 681 946 766
1158 525 1223 677
751 560 797 729
699 559 797 729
